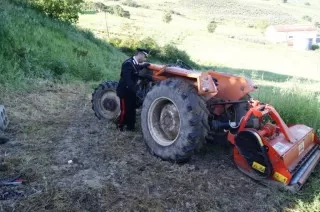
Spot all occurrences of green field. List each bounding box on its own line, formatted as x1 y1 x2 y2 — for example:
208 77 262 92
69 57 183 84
78 0 320 79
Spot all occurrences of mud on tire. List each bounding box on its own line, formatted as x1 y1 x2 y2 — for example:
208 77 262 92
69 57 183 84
141 78 209 162
91 81 120 121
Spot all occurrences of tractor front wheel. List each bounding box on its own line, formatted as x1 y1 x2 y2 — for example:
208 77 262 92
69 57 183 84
91 81 120 122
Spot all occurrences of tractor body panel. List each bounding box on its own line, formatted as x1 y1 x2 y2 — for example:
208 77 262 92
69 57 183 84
147 64 255 101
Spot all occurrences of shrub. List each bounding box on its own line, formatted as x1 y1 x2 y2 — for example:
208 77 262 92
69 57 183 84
315 22 320 29
30 0 84 23
255 20 269 30
109 37 197 67
159 44 190 63
109 37 123 47
169 10 182 16
207 20 217 33
163 11 172 23
113 5 130 18
93 2 109 12
139 37 161 54
311 44 319 51
109 36 160 55
302 15 312 22
122 0 139 7
140 5 150 9
305 2 311 6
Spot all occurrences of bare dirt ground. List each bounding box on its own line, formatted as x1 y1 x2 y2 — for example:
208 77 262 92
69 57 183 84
0 83 294 211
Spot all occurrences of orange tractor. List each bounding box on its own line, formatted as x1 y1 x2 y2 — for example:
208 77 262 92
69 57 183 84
92 60 320 192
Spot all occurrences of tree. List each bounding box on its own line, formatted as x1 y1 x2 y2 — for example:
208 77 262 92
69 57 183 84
207 20 217 33
163 11 172 23
302 15 312 22
31 0 84 23
113 5 130 18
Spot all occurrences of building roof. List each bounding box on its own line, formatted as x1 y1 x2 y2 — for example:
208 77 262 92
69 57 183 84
271 24 317 32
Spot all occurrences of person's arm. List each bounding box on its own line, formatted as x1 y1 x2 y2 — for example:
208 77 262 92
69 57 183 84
138 62 150 70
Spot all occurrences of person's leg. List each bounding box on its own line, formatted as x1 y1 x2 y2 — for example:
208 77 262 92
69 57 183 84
117 98 126 131
126 94 136 131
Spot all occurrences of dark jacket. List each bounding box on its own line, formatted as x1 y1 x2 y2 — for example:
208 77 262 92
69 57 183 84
116 57 144 98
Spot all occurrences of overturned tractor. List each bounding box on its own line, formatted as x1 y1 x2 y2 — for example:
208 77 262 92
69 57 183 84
92 60 319 192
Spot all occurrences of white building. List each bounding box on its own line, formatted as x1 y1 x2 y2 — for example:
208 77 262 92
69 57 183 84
265 24 318 45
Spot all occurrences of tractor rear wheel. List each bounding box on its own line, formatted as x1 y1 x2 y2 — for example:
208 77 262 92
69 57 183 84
91 81 120 122
141 78 209 162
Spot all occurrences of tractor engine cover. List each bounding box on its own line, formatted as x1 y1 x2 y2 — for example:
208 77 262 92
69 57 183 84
235 130 272 178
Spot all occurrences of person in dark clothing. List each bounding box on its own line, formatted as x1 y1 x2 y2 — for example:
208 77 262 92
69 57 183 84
116 48 150 131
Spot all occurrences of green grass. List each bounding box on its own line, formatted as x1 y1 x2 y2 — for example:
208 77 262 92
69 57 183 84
253 80 320 131
0 0 126 89
249 78 320 212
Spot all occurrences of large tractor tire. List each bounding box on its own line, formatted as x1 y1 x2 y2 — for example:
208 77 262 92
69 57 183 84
91 81 120 122
141 78 209 162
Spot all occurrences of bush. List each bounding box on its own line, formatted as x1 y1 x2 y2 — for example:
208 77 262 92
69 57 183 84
109 37 197 67
109 36 160 55
311 44 319 51
30 0 84 23
159 44 190 64
207 20 217 33
163 11 172 23
139 37 161 54
315 22 320 29
140 4 150 9
122 0 139 7
113 5 130 18
169 10 182 16
255 20 269 30
302 15 312 22
305 2 311 6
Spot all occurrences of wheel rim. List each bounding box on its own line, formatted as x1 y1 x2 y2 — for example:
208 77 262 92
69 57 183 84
148 97 181 146
99 90 120 120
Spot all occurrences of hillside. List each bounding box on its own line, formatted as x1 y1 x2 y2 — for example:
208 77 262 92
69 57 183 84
0 0 126 88
178 0 320 24
78 0 320 80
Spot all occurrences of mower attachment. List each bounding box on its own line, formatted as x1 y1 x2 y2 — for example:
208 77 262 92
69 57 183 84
228 100 320 192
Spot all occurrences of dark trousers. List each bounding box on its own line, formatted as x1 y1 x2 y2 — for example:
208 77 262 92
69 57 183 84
118 93 136 130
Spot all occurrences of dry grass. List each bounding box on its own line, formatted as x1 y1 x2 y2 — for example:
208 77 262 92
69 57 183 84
0 82 305 211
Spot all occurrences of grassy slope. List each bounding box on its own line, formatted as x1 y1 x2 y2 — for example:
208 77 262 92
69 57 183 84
0 0 126 89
